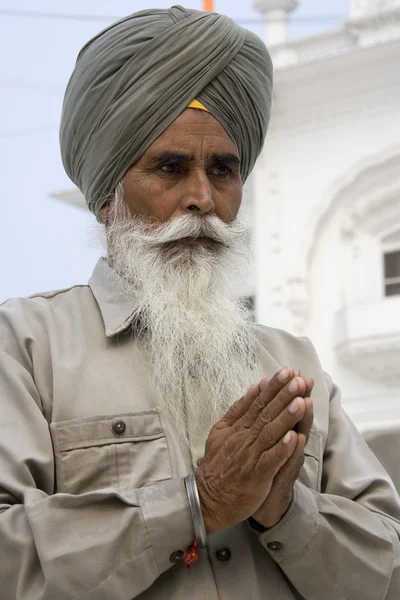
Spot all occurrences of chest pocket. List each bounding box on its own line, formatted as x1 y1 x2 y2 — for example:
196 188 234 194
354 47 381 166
50 410 172 495
298 428 323 492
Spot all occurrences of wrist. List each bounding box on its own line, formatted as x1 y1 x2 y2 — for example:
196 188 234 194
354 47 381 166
194 471 221 535
253 491 294 530
248 516 268 532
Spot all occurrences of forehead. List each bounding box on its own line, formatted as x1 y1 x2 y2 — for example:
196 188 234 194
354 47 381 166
144 109 239 157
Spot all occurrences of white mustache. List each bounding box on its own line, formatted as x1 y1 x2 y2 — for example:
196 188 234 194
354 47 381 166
128 214 248 248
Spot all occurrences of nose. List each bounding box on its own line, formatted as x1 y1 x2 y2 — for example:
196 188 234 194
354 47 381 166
181 170 215 215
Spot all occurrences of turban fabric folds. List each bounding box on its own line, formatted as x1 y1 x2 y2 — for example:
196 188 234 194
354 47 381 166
60 5 273 216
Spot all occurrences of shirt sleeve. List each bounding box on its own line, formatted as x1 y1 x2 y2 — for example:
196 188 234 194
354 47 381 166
258 374 400 600
0 325 194 599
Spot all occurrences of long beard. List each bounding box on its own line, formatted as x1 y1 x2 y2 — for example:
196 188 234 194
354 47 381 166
105 191 262 451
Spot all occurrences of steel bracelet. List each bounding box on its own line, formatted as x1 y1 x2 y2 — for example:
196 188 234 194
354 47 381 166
184 474 208 548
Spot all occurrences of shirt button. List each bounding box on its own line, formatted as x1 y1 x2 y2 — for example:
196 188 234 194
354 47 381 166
197 458 203 467
267 541 283 551
216 546 231 562
170 550 184 564
112 419 126 435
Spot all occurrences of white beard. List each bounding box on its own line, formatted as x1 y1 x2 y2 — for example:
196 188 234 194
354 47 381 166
105 185 262 451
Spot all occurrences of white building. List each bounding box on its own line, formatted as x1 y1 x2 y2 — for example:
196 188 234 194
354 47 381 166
253 0 400 442
54 0 400 448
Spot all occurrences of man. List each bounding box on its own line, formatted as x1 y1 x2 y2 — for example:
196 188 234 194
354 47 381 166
0 5 399 599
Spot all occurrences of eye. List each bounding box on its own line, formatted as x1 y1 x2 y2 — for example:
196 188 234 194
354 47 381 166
159 162 187 175
210 164 233 178
160 163 177 174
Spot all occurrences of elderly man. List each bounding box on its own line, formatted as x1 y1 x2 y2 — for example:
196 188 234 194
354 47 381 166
1 6 399 600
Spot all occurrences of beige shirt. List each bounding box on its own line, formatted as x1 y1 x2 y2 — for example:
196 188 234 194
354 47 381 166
1 258 400 600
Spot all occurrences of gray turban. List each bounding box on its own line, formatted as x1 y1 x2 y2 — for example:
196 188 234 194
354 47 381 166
60 5 273 216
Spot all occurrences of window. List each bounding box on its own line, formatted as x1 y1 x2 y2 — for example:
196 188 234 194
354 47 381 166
384 250 400 297
382 228 400 298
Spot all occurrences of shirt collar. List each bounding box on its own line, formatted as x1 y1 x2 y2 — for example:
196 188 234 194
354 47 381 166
88 258 141 337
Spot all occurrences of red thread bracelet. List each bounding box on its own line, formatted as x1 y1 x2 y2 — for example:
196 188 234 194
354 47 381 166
184 540 199 571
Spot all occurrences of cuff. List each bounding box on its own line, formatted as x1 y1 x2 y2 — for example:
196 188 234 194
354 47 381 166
137 478 194 574
258 481 319 563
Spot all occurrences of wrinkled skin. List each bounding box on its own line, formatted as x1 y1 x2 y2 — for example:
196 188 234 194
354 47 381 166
196 369 314 533
100 109 242 226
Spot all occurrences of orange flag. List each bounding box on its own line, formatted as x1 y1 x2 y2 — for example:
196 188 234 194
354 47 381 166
203 0 213 11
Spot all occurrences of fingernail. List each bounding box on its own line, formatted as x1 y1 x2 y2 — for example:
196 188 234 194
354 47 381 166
289 378 299 393
288 398 300 414
283 431 292 444
278 368 290 382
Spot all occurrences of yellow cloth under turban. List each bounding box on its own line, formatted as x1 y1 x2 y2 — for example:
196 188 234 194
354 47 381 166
187 99 209 112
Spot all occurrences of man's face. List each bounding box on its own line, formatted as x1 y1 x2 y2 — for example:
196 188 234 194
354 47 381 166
118 108 242 225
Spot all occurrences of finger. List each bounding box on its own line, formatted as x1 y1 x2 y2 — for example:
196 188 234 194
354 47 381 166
303 376 314 398
255 395 307 454
294 371 314 396
219 384 261 428
238 368 294 428
258 377 270 391
292 370 314 398
253 376 307 433
295 397 314 440
268 433 306 492
254 430 298 482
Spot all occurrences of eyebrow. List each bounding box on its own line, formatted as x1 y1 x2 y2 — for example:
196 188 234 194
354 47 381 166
150 151 240 167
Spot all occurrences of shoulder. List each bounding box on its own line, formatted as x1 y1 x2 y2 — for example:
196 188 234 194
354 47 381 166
28 284 90 303
0 284 95 350
255 323 317 359
0 284 93 322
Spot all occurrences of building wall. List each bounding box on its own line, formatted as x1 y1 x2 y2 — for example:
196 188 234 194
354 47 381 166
254 37 400 430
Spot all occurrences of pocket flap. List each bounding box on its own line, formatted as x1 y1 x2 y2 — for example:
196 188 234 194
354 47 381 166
51 410 163 452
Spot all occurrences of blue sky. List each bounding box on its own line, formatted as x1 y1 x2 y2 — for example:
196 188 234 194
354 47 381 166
0 0 348 301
